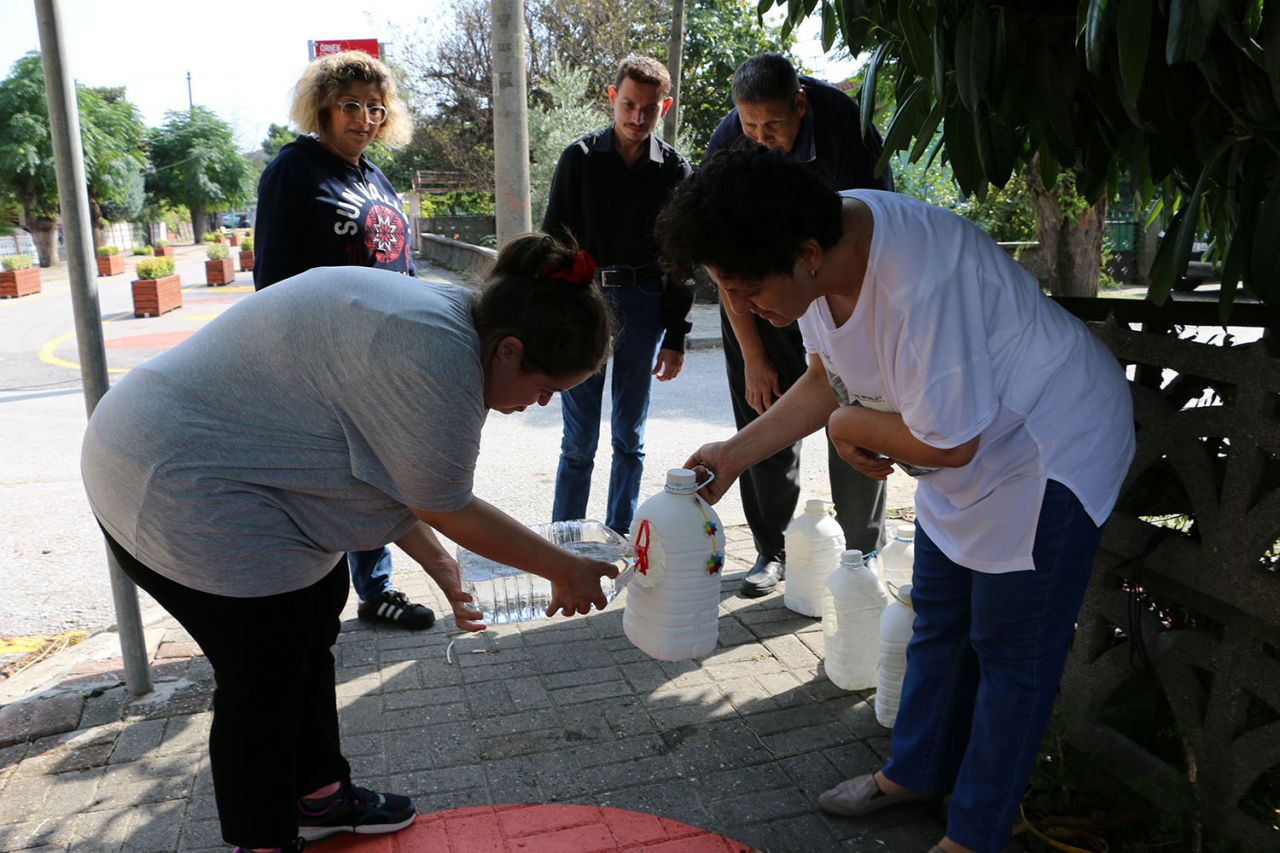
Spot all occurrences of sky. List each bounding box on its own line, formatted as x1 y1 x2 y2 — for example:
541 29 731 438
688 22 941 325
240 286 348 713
0 0 858 152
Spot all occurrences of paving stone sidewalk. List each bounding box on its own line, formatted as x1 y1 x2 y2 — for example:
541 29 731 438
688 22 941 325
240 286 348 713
0 525 958 852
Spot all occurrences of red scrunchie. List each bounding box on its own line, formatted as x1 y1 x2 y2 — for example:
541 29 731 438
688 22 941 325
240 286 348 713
540 250 597 285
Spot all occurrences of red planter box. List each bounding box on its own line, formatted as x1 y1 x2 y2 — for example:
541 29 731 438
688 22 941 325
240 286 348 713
205 258 236 286
96 254 125 276
239 250 255 272
0 267 41 298
154 246 175 259
228 233 240 247
131 274 182 317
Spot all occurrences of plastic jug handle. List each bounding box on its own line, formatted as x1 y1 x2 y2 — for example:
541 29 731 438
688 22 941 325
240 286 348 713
695 470 716 491
884 581 909 607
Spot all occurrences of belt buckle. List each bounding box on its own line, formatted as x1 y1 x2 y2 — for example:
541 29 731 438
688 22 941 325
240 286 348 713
599 268 630 288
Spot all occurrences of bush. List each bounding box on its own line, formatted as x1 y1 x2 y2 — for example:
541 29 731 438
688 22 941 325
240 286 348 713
240 235 254 251
154 240 169 249
201 232 219 243
1 254 33 271
206 243 229 260
96 245 120 257
131 245 154 256
135 257 175 279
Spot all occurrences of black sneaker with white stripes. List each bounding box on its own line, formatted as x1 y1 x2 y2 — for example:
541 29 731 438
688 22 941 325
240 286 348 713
356 589 435 630
297 782 415 841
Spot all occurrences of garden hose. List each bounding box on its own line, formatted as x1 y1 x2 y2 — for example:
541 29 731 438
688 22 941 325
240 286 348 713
1016 803 1111 853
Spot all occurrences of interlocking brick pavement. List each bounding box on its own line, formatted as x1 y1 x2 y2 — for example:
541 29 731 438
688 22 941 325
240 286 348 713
0 526 964 852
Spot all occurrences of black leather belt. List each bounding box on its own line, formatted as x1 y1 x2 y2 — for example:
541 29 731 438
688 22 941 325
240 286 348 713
596 263 663 287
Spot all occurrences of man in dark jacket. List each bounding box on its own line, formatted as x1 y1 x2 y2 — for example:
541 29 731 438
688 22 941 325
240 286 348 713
705 54 894 597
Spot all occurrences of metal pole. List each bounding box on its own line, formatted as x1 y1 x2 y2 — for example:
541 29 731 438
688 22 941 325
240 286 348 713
34 0 152 696
186 71 193 112
663 0 686 145
490 0 532 245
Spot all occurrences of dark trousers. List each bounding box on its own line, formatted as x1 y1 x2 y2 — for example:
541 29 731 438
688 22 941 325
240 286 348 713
721 307 886 558
103 530 351 848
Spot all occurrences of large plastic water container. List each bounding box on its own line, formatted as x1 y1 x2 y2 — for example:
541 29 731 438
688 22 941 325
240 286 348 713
822 549 888 690
456 520 632 624
783 499 845 617
877 523 915 585
875 583 915 728
624 468 726 661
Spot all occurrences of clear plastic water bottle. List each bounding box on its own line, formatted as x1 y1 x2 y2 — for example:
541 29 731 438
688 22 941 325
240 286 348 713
456 520 631 624
876 583 915 728
624 468 725 661
783 499 845 617
822 549 888 690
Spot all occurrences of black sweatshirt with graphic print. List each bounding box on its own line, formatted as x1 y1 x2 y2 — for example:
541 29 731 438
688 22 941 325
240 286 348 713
253 135 415 290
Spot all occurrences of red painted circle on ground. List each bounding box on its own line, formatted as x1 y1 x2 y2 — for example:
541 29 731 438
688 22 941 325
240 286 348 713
319 803 755 852
104 331 196 349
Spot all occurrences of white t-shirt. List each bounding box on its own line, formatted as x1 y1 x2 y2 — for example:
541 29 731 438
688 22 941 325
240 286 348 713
82 268 486 597
798 190 1135 573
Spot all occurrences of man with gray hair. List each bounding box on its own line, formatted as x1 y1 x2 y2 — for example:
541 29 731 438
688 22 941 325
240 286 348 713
704 53 893 597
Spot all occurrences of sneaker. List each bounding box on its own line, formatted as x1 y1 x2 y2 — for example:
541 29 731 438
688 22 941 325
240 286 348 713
356 589 435 630
297 783 415 841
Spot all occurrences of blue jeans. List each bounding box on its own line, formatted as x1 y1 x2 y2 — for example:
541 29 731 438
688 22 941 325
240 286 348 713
552 278 664 534
883 480 1103 853
347 546 392 602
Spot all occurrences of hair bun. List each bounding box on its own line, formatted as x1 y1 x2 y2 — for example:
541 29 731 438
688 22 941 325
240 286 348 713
540 250 597 286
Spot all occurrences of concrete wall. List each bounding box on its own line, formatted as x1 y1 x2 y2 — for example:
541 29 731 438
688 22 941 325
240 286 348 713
418 233 497 278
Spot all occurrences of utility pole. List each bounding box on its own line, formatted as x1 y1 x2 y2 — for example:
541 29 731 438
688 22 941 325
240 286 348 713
187 71 193 112
33 0 151 696
490 0 531 245
663 0 686 145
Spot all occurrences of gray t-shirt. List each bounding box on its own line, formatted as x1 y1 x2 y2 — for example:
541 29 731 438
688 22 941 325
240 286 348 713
82 267 485 597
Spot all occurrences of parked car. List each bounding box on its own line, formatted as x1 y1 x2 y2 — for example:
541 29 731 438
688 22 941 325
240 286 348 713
1159 231 1218 292
220 212 249 229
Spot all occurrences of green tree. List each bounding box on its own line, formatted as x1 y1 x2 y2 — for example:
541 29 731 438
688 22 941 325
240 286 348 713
79 85 148 236
527 64 610 225
677 0 793 157
762 0 1280 309
260 122 295 160
147 106 253 241
0 53 150 266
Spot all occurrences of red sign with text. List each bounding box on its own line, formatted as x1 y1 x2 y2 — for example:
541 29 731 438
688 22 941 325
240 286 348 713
309 39 380 60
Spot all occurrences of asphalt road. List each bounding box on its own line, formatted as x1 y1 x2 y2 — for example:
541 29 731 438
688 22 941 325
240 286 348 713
0 245 917 642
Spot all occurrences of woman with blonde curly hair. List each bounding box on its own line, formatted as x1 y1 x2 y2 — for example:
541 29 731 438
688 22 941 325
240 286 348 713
253 50 435 635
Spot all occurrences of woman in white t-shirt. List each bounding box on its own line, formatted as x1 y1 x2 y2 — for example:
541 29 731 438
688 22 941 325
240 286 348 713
657 147 1134 853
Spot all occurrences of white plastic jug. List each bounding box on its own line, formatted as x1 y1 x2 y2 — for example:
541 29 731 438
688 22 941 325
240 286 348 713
822 549 888 690
877 523 915 585
624 468 726 661
783 499 845 617
875 582 915 728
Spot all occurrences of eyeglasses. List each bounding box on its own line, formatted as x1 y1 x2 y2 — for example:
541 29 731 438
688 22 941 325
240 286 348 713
336 100 387 124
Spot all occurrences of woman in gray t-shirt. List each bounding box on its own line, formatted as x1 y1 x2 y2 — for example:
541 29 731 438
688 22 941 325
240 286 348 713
81 234 616 849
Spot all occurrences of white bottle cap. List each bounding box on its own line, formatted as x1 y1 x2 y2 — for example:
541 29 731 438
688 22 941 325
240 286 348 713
665 468 697 493
840 549 864 566
895 582 914 608
894 523 915 540
804 498 828 514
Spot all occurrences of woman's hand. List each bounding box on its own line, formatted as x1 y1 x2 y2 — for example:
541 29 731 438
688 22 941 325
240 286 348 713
742 354 782 415
683 440 741 505
547 556 618 618
418 551 487 632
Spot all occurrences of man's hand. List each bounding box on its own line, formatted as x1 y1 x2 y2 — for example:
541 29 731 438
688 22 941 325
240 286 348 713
417 551 487 632
547 555 618 617
742 354 782 415
652 348 684 381
682 440 741 505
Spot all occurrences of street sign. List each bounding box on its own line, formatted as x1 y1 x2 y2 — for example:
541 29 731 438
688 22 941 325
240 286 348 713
308 39 380 60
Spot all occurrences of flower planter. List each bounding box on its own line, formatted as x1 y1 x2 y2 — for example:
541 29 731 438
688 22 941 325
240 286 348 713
131 274 182 317
228 233 240 247
239 250 255 272
0 267 41 298
96 254 125 276
154 246 175 259
205 258 236 286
